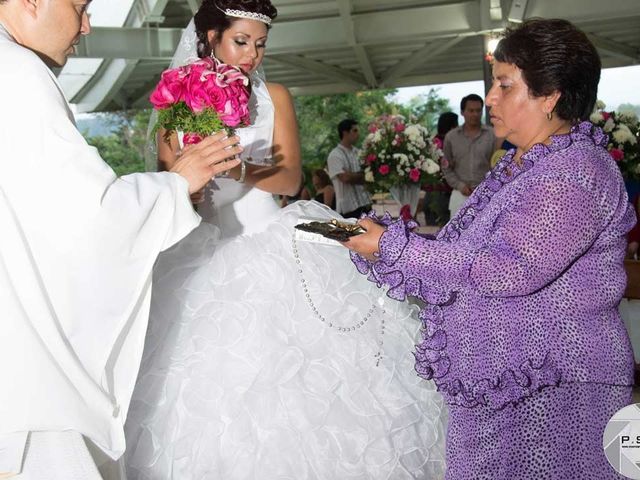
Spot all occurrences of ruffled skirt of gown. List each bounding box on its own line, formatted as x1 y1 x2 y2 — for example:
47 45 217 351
124 200 447 479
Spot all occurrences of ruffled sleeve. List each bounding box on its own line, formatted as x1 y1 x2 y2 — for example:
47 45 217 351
352 171 612 302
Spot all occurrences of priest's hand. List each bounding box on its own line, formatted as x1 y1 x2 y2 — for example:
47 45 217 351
341 217 386 261
170 133 242 194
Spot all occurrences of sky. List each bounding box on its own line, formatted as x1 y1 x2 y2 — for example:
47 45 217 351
391 65 640 114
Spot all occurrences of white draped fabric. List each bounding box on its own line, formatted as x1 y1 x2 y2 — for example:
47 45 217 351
0 22 201 468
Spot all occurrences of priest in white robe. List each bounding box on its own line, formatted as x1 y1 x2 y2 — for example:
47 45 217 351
0 1 242 477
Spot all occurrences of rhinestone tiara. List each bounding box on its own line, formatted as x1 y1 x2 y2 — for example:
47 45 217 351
224 8 272 25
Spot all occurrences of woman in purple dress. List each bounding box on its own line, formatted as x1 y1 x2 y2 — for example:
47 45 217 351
344 18 636 479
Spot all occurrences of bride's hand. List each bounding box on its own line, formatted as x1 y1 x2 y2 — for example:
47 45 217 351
342 218 386 261
170 133 242 194
190 188 205 204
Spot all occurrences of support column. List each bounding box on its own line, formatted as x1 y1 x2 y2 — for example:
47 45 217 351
482 35 493 125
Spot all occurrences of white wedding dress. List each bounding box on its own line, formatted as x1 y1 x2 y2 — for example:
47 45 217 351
123 78 446 479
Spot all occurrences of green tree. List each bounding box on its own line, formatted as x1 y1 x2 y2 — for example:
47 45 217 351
294 89 400 172
399 88 451 132
83 109 152 176
618 103 640 117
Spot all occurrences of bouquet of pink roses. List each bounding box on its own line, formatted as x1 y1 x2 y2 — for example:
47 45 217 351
150 57 251 145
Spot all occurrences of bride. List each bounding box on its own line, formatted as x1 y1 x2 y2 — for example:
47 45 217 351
123 1 446 478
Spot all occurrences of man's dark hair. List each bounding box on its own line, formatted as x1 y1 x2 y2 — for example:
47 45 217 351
493 18 600 122
337 119 358 139
460 94 484 112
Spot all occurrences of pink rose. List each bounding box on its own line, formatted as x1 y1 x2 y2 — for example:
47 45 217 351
433 137 443 149
394 123 405 132
183 132 204 145
399 204 412 221
379 164 390 175
394 135 403 145
409 168 421 182
218 79 251 127
184 68 224 113
602 111 611 121
150 68 186 109
369 125 378 133
366 154 377 164
610 148 624 162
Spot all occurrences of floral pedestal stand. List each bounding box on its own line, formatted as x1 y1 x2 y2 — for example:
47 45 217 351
389 184 421 221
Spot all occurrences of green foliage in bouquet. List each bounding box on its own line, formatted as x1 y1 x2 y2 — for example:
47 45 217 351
154 103 227 143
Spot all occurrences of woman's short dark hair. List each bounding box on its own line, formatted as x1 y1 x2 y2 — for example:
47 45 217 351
437 112 459 137
337 119 358 139
493 18 601 122
194 0 278 58
312 169 331 188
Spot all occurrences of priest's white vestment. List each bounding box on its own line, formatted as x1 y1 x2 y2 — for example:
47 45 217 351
0 23 201 474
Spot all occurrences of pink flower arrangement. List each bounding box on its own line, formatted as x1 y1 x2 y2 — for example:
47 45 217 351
150 57 251 145
590 100 640 180
361 114 441 192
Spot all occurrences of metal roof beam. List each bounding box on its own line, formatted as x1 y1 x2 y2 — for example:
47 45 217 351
76 2 478 59
586 33 640 63
269 54 367 87
379 36 466 87
287 68 484 97
69 0 169 109
75 27 182 60
73 60 139 112
336 0 378 88
128 0 171 25
524 0 640 22
185 0 199 15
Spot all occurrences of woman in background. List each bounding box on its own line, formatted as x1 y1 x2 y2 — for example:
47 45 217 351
311 168 336 210
422 112 458 226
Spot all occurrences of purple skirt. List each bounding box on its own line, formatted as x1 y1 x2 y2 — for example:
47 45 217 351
445 382 631 479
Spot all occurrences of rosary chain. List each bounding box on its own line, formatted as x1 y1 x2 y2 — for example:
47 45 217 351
291 234 386 365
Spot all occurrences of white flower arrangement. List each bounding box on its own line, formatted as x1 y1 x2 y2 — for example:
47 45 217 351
360 114 441 192
591 100 640 180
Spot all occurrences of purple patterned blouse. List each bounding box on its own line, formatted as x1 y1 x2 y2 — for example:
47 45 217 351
352 121 636 410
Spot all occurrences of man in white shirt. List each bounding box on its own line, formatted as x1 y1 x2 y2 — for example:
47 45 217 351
327 119 371 218
0 1 241 478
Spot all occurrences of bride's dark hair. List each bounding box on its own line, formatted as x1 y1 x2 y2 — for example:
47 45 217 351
194 0 278 58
